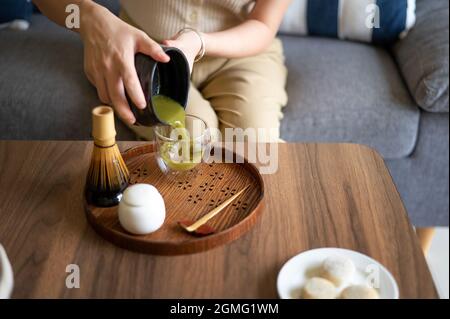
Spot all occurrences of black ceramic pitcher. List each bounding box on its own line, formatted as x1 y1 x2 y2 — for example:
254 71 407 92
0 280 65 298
127 47 190 126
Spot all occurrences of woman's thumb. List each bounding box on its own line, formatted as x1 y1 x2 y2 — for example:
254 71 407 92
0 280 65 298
137 33 170 62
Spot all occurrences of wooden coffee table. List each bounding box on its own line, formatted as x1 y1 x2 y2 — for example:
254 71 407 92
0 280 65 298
0 141 438 298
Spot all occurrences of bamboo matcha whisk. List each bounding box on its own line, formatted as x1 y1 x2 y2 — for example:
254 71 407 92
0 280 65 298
85 106 130 207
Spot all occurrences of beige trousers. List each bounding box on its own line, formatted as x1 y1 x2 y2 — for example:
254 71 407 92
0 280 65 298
121 12 288 142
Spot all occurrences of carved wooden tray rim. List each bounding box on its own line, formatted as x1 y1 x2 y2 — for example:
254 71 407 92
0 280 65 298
84 143 265 255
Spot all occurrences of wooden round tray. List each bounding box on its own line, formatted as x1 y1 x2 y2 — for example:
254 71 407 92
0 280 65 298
84 144 264 255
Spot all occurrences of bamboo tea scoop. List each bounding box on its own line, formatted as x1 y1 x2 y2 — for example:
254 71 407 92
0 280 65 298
178 185 250 236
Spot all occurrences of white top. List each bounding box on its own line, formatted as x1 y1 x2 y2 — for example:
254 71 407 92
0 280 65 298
120 0 255 41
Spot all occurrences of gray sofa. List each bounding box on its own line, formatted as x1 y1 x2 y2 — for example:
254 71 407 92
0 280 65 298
0 0 448 226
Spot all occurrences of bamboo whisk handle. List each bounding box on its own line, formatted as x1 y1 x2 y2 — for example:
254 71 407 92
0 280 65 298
92 106 116 147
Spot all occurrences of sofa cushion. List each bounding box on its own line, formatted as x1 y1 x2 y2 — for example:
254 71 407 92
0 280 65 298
280 0 417 45
391 0 449 113
0 0 33 24
280 35 420 159
387 112 449 226
0 14 135 141
0 0 33 31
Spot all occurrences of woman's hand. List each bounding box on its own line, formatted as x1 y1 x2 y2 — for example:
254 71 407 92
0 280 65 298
163 31 203 73
79 2 170 124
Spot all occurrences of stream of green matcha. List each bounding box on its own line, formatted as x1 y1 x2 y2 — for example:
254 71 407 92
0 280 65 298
153 95 203 171
153 95 186 129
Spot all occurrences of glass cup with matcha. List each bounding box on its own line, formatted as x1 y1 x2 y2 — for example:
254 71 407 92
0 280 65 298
152 96 211 176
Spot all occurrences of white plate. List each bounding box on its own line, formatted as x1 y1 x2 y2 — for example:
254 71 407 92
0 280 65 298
0 244 14 299
277 248 399 299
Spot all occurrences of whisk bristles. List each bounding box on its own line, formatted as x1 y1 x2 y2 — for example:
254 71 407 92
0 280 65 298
86 144 130 194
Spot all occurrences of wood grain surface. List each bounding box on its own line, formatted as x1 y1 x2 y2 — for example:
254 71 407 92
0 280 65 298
0 141 438 298
86 144 265 255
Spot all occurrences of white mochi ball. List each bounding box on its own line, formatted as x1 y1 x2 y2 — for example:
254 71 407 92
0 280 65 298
321 255 356 286
302 277 337 299
340 285 380 299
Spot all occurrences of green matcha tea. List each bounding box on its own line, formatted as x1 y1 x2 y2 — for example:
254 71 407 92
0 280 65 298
153 95 204 171
159 143 203 171
153 95 186 129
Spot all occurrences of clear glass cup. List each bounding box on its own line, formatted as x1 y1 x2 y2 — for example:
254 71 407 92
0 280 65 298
153 115 211 177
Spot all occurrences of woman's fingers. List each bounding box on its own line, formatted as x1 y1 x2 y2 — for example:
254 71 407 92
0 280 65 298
121 57 147 109
106 73 136 124
94 72 111 105
82 23 171 125
137 32 170 63
85 69 94 86
84 58 111 105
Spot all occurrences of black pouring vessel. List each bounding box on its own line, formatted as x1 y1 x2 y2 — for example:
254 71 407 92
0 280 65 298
127 47 190 126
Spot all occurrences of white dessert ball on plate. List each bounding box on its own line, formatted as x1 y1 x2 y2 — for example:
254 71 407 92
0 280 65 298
340 285 380 299
118 184 166 235
321 255 356 286
302 277 337 299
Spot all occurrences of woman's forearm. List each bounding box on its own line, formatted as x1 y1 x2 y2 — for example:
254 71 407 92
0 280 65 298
202 0 291 59
203 19 275 58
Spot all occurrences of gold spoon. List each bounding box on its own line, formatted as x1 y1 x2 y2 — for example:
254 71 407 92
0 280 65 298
178 185 250 236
